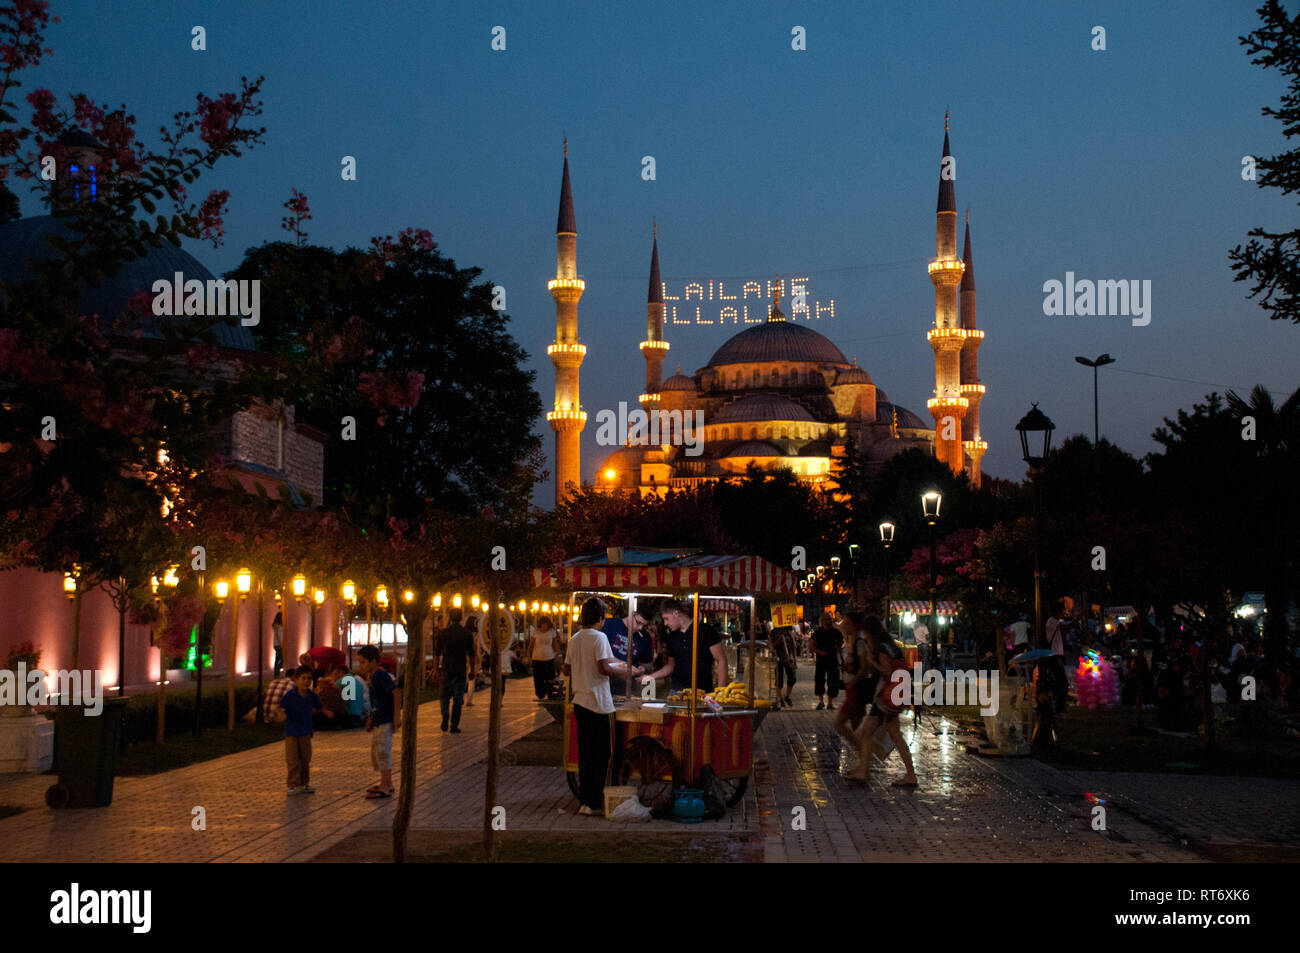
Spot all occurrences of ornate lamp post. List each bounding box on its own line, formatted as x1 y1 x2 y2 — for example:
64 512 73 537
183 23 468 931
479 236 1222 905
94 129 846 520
312 588 325 654
1016 403 1056 649
879 520 895 636
341 579 357 662
922 492 942 668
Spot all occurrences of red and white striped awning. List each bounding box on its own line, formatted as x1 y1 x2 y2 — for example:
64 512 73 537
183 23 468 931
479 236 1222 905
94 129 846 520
531 555 797 595
891 600 959 615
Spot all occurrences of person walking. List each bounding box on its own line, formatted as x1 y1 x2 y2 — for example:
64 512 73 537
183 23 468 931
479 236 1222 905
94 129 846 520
811 613 842 711
272 610 284 678
771 624 798 707
564 597 642 816
833 611 874 772
280 665 332 794
434 608 476 733
848 617 918 787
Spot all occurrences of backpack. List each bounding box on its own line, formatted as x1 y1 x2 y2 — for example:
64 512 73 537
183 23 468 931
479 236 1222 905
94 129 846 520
873 647 912 713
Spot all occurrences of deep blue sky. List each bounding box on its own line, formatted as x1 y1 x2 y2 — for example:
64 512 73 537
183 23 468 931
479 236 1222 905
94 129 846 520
17 1 1298 502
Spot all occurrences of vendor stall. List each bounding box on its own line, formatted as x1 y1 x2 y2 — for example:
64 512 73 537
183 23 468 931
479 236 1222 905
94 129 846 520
531 553 797 812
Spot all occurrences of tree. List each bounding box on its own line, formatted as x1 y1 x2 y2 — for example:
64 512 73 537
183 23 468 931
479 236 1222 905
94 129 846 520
1231 1 1300 324
0 3 271 653
231 232 544 519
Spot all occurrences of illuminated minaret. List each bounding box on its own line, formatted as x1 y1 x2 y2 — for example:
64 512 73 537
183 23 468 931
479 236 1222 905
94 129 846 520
639 222 669 413
926 111 969 475
959 210 987 486
547 140 587 505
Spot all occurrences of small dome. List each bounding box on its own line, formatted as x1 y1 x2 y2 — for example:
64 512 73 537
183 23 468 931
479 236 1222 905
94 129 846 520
878 401 930 431
661 362 695 391
726 440 786 458
597 446 646 471
0 215 256 351
706 321 847 367
712 394 816 425
835 357 872 385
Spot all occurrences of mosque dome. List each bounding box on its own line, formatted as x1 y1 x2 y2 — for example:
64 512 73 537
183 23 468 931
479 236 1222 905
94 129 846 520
725 440 786 459
712 394 816 425
706 320 847 367
660 363 696 391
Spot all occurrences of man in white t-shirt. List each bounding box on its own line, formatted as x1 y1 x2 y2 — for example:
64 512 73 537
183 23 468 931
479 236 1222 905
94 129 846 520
1007 614 1032 653
564 597 643 816
1046 605 1063 656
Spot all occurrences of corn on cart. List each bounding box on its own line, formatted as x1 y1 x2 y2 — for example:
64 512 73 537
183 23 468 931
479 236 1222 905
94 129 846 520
531 552 798 810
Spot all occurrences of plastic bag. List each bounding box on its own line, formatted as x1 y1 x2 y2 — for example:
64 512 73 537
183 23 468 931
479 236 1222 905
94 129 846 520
609 796 653 822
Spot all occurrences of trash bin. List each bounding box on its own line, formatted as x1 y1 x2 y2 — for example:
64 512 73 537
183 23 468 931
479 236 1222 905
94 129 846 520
45 697 129 808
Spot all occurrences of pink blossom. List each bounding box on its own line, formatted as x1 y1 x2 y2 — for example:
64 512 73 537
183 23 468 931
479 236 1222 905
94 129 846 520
196 92 237 148
198 189 229 246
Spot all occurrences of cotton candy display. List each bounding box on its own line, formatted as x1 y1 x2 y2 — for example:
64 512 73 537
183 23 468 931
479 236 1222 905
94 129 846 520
1075 650 1120 708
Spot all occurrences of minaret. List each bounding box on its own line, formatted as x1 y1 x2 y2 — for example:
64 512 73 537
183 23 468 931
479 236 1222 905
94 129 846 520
926 111 969 475
639 222 669 413
547 139 587 505
959 210 987 486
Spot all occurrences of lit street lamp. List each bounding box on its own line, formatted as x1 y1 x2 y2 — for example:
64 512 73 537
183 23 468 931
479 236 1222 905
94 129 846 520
1016 403 1057 649
227 568 251 730
921 493 941 668
879 520 895 636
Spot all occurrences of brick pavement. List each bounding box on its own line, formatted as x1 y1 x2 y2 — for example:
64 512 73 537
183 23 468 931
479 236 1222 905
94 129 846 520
0 683 551 863
2 671 1297 862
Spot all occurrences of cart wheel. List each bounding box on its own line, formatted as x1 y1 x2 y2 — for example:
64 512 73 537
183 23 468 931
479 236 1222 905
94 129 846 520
716 775 749 807
620 737 678 806
45 784 70 809
566 770 581 801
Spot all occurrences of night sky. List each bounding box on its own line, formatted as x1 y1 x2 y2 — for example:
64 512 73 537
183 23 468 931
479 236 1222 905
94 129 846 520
17 1 1298 502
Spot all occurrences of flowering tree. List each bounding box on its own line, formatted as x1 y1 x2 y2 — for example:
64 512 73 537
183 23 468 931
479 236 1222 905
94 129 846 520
0 2 271 665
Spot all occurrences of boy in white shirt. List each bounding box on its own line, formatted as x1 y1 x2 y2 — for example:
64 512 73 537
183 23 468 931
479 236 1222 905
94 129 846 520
564 597 643 816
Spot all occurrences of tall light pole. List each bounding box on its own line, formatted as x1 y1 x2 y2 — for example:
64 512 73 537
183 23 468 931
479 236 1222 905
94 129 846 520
229 568 251 730
1073 353 1115 447
921 493 942 668
878 520 895 636
1016 404 1056 650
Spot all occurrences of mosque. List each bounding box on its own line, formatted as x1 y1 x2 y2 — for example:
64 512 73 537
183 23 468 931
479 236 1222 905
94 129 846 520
546 115 987 505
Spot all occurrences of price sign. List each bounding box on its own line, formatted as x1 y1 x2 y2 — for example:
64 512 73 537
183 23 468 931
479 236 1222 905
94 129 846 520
771 603 799 627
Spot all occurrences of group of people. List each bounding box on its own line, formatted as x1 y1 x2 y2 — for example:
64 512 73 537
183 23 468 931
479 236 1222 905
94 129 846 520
565 596 731 815
263 644 401 798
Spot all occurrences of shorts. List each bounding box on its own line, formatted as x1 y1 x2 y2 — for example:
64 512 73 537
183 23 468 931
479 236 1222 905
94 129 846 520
867 702 901 723
370 722 393 772
841 681 868 722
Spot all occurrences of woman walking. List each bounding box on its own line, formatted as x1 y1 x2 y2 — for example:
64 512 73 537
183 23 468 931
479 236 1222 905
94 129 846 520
529 615 560 701
833 611 875 772
848 615 918 787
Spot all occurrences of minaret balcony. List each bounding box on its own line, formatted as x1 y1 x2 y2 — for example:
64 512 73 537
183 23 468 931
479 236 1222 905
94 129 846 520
926 397 969 415
547 278 586 292
638 393 661 405
547 409 587 430
960 384 986 397
547 342 587 364
927 327 977 351
963 440 988 452
639 340 670 352
927 258 966 284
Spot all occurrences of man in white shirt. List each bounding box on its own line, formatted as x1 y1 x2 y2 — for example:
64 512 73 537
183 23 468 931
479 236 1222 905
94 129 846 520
1007 614 1032 654
1046 605 1063 656
564 597 643 816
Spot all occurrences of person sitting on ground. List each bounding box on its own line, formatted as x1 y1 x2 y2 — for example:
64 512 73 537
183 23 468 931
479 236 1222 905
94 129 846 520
314 667 349 729
335 665 368 728
262 670 296 724
301 645 347 683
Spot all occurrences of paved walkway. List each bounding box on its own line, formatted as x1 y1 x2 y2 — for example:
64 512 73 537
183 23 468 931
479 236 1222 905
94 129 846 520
2 674 1297 862
0 686 551 863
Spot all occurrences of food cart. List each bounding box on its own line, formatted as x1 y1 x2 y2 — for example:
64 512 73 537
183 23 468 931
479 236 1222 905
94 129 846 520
531 552 797 810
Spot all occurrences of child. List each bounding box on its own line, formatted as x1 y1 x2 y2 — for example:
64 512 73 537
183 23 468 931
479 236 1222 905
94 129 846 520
357 645 401 798
280 665 332 794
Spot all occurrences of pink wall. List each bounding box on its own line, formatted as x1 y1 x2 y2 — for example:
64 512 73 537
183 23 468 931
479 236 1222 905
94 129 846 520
0 568 345 694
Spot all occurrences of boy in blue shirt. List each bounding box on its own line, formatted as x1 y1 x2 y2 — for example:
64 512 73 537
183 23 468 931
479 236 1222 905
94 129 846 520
280 665 332 794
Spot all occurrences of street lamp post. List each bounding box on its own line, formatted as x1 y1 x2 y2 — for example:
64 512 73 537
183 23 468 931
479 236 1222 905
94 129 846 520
1073 354 1115 447
921 493 941 668
255 576 265 725
879 520 895 636
1016 404 1057 650
228 568 251 730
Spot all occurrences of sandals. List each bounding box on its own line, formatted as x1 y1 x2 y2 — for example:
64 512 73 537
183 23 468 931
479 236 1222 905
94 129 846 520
891 778 919 787
365 788 394 799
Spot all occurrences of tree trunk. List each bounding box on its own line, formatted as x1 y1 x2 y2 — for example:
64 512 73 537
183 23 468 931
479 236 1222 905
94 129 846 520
392 600 427 863
71 587 83 672
484 597 503 863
